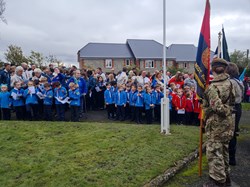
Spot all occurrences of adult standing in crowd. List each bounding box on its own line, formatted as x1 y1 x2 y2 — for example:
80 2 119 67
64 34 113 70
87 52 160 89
226 63 244 166
137 70 150 87
117 67 128 86
0 62 11 90
28 64 36 78
184 73 197 91
21 62 30 82
243 77 250 102
11 66 25 88
168 71 184 89
51 67 65 86
96 67 106 82
203 58 235 187
68 70 87 117
152 72 164 88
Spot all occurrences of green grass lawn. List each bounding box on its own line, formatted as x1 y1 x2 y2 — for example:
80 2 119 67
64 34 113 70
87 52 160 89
242 103 250 111
0 121 199 187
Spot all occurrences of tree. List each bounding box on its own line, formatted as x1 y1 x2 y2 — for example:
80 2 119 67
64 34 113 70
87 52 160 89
4 45 28 65
0 0 7 24
230 49 250 77
28 50 44 67
45 55 63 67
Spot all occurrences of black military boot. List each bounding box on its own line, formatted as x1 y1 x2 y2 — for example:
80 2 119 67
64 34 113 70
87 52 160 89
225 176 231 186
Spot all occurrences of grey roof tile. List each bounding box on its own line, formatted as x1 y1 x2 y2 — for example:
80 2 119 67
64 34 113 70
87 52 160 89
127 39 167 59
167 44 197 62
79 43 133 59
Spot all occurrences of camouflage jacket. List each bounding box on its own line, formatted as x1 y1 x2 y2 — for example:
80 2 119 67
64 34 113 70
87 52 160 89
203 73 235 142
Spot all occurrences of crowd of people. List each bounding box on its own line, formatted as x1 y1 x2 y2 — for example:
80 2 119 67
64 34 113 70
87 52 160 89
0 61 248 125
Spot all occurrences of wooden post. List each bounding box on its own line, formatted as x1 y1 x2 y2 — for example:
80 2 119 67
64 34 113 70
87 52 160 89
198 110 203 177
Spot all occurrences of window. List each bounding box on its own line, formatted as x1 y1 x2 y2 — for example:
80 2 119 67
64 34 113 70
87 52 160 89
125 59 130 66
145 60 154 68
105 59 112 68
184 62 188 68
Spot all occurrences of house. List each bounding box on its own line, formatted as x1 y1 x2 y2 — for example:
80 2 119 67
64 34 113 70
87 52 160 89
167 44 197 73
77 39 200 73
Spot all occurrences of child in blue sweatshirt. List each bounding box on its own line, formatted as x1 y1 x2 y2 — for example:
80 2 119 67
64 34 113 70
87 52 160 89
134 85 144 124
0 84 12 120
53 81 67 121
104 82 115 119
129 84 137 122
10 81 25 120
114 85 126 121
69 82 81 122
153 84 164 123
144 86 155 124
43 82 53 121
125 84 131 120
24 81 39 120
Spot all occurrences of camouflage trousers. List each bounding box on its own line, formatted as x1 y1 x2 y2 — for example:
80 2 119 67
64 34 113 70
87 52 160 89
206 140 230 183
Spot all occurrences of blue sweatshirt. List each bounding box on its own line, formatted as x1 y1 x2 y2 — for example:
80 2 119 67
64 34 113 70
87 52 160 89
114 90 126 106
125 90 130 103
43 89 53 105
54 86 67 105
23 88 39 105
67 77 87 95
153 90 164 105
135 91 144 107
10 88 25 107
0 91 11 108
129 90 137 106
69 88 81 106
104 89 114 104
144 92 156 110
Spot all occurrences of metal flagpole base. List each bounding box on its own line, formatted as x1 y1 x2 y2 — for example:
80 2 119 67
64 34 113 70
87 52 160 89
161 98 170 135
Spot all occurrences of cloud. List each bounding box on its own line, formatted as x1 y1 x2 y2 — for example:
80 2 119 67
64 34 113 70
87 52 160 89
0 0 249 65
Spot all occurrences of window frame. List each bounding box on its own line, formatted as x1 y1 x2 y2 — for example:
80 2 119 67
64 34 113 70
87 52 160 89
105 59 112 69
145 60 155 69
125 59 131 66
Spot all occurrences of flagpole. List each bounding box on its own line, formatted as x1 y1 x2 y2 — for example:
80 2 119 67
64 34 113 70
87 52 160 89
161 0 170 134
218 32 222 58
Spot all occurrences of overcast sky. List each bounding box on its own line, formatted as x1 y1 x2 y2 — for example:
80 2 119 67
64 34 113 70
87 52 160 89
0 0 249 66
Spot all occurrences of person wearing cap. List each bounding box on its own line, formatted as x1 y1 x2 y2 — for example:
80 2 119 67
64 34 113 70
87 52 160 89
0 62 11 90
203 58 235 187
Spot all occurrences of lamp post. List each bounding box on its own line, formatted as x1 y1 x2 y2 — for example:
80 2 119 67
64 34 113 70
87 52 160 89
161 0 170 134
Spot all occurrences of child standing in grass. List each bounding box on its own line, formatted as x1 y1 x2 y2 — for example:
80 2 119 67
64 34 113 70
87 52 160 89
43 82 53 121
134 85 144 124
11 81 25 120
185 91 194 125
114 85 126 121
104 82 115 120
0 84 12 120
153 85 164 122
129 84 137 122
53 81 67 121
69 82 81 122
23 81 39 120
144 86 155 124
173 88 186 125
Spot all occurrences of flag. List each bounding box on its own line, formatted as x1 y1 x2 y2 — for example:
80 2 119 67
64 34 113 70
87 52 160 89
194 0 210 98
222 27 230 62
239 68 246 81
213 46 221 59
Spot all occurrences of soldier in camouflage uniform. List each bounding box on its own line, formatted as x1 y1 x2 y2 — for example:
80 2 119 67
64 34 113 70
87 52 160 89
203 58 235 187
